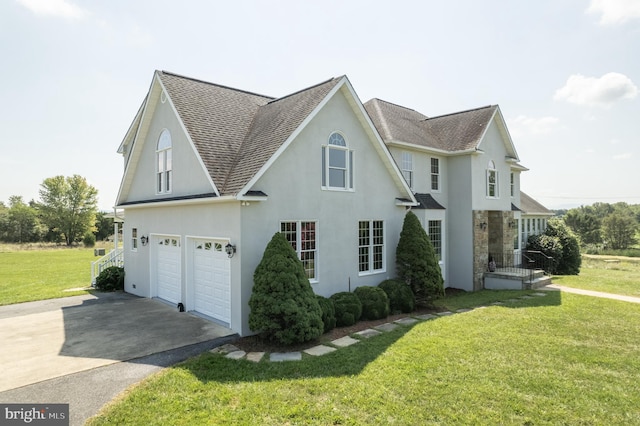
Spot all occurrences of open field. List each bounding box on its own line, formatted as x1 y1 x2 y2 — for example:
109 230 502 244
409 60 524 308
89 291 640 425
0 244 112 305
553 255 640 297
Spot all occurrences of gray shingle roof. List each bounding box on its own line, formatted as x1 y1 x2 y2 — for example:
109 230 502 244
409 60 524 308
413 193 446 210
159 71 342 196
364 99 497 152
519 192 553 215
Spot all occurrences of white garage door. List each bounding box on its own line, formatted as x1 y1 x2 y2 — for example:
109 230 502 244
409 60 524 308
155 236 181 304
192 240 230 323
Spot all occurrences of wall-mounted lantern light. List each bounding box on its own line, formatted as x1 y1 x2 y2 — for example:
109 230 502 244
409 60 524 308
141 235 149 246
508 220 517 229
478 222 487 231
225 242 236 258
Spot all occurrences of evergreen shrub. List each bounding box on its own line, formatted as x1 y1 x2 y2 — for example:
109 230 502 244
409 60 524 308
248 233 323 345
378 279 415 314
94 266 124 292
528 218 581 275
316 295 337 333
330 292 362 327
354 286 389 320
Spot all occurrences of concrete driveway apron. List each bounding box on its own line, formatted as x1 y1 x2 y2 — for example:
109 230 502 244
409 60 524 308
0 292 235 392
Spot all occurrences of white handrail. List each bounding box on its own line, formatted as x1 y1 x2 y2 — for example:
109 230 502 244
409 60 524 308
91 248 124 285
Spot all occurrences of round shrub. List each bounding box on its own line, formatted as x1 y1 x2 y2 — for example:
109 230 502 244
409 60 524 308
378 279 415 314
248 232 323 345
354 286 389 320
330 292 362 327
316 295 337 333
83 232 96 248
94 266 124 292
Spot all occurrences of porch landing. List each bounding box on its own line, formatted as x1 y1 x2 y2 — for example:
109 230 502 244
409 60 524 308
484 269 551 290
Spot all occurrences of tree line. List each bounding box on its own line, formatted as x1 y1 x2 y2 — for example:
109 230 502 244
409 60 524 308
560 202 640 251
0 175 112 246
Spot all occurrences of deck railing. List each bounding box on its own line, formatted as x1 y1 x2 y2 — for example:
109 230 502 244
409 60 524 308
91 248 124 285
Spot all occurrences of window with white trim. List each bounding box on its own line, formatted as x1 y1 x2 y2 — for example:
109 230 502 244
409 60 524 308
322 132 353 190
510 172 515 197
428 220 442 261
281 221 317 281
401 152 413 189
359 220 384 274
431 158 440 191
487 160 498 198
156 129 172 194
131 228 138 252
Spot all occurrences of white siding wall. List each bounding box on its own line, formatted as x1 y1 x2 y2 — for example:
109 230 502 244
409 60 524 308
447 155 474 290
471 120 512 212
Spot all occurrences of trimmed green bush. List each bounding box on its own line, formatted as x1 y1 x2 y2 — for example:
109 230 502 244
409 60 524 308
378 279 415 314
83 232 96 248
316 295 337 333
94 266 124 292
528 218 581 275
354 286 389 320
330 292 362 327
248 232 323 345
396 211 444 301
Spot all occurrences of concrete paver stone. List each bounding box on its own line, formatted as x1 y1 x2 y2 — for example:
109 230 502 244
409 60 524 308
414 313 437 320
246 352 265 363
436 311 453 316
270 352 302 362
225 350 247 360
374 323 399 332
331 336 360 347
354 328 381 339
304 345 336 356
394 317 419 325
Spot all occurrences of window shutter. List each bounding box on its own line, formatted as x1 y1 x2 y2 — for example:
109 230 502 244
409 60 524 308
321 146 326 187
349 150 354 189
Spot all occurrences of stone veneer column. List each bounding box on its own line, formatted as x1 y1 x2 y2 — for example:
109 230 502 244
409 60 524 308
472 210 488 291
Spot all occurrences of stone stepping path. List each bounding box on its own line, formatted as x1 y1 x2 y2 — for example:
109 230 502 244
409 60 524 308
211 292 549 362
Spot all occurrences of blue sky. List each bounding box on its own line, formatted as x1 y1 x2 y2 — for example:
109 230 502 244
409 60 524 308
1 0 639 210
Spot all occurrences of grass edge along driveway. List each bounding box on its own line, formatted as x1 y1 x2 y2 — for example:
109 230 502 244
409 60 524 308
89 291 640 425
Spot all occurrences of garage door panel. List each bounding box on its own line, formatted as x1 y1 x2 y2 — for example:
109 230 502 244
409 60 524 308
191 239 230 323
155 236 181 305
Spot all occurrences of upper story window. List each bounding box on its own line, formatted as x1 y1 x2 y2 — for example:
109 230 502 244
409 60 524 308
510 172 515 197
431 158 440 192
322 132 353 190
157 129 172 194
486 160 498 198
401 152 413 190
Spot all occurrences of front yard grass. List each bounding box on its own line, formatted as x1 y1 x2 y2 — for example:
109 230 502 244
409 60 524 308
0 245 98 305
90 291 640 425
553 255 640 297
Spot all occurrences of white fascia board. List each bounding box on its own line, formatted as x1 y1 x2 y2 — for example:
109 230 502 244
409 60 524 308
117 195 236 210
238 77 348 195
387 140 479 156
396 199 419 207
494 107 520 161
115 75 159 206
339 79 416 204
155 75 221 197
508 160 529 172
117 99 146 154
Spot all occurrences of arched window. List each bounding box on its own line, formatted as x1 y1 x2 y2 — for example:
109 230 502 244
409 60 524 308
322 132 353 190
157 129 172 193
486 160 498 198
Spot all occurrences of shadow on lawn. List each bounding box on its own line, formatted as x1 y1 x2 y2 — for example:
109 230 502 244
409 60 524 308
183 290 563 384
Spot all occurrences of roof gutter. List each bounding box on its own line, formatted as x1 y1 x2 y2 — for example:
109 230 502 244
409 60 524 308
386 140 481 156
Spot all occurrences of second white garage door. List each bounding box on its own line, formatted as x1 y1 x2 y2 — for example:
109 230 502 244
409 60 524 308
192 240 230 324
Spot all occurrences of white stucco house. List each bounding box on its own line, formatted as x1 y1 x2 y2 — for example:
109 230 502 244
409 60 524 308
114 71 552 336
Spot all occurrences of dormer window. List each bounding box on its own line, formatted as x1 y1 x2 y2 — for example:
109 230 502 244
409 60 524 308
157 129 172 194
322 132 353 190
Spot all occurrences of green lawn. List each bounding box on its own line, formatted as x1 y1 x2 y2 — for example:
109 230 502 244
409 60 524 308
553 255 640 297
0 245 100 305
90 291 640 425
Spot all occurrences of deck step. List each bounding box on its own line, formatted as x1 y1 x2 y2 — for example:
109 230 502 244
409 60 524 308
524 275 552 290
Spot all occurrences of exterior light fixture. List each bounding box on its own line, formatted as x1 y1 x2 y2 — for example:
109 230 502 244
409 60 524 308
140 235 149 246
479 222 487 231
225 242 236 258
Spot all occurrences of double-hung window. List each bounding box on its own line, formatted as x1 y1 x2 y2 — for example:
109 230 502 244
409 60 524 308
428 220 442 261
281 221 317 281
157 129 172 194
486 160 498 198
401 152 413 189
431 158 440 191
322 132 353 190
358 220 384 274
510 172 515 197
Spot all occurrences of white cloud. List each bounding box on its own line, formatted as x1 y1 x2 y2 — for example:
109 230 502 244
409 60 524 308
613 152 632 160
17 0 87 19
587 0 640 25
554 72 638 107
509 115 559 137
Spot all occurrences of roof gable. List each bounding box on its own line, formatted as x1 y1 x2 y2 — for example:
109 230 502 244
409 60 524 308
519 191 553 215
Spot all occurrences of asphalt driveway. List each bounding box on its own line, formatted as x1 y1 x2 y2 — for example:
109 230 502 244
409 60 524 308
0 292 235 392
